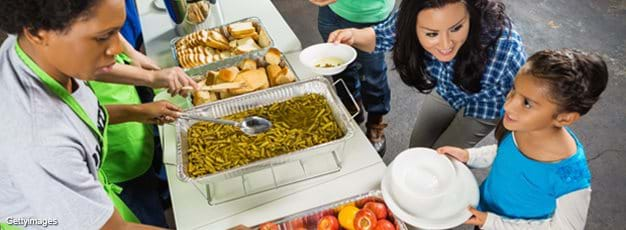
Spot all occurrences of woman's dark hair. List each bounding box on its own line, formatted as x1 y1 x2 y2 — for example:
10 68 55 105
495 48 609 142
392 0 510 93
0 0 99 35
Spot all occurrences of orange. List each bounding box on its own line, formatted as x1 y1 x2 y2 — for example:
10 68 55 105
337 206 360 230
333 201 356 213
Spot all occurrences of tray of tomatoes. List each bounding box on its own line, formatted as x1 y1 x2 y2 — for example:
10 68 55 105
255 191 407 230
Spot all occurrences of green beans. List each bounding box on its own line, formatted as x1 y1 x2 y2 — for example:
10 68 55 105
186 93 344 177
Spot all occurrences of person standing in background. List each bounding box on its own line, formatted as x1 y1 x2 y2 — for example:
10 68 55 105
310 0 395 156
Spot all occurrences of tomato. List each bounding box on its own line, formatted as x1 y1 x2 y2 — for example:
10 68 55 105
338 206 360 230
317 215 340 230
288 217 305 229
374 219 395 230
356 197 383 208
259 222 279 230
353 209 377 230
362 202 388 220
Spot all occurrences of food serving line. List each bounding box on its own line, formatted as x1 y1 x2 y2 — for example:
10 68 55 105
137 0 387 229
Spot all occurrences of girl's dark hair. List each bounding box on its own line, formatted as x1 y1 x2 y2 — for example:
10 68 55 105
495 48 609 142
392 0 510 93
523 49 608 115
0 0 99 34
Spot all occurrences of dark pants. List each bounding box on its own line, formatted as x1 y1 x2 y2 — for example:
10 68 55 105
118 167 168 227
317 6 391 117
118 87 169 227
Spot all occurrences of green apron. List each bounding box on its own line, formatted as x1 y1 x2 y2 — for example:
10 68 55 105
0 222 21 230
15 44 140 223
89 70 154 183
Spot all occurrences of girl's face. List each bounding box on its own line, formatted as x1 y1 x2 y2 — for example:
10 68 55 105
40 0 125 81
415 2 470 62
502 73 561 132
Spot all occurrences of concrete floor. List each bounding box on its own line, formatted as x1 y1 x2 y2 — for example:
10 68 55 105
271 0 625 229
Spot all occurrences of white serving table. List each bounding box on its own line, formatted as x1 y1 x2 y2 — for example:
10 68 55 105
137 0 386 229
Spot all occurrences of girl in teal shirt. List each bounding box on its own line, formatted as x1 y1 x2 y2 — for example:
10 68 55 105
438 49 609 229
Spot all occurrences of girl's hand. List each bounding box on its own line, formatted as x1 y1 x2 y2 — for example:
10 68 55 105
148 67 198 97
436 146 469 163
328 28 357 45
309 0 337 6
137 101 182 125
465 206 487 227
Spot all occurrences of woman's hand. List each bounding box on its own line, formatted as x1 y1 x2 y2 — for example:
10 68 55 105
148 67 198 97
465 206 487 227
136 100 182 125
328 28 357 45
436 146 469 163
327 27 377 53
309 0 337 6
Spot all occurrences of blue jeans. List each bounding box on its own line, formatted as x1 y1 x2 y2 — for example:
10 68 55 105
317 6 391 117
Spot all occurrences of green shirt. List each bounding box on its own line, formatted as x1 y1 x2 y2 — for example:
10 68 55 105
329 0 395 23
90 81 154 183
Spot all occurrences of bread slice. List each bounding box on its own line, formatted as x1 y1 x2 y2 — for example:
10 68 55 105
228 22 256 36
238 59 257 71
274 67 296 86
219 51 232 60
217 67 240 82
258 29 271 48
264 48 282 65
232 31 259 40
266 64 282 86
206 30 230 50
233 37 261 54
205 71 219 85
192 80 218 106
228 68 268 95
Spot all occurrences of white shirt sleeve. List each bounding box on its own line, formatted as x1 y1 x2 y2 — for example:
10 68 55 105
481 188 591 230
467 144 498 168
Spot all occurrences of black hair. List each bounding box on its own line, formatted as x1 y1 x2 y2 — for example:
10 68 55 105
0 0 100 35
523 49 608 115
392 0 511 93
495 48 609 142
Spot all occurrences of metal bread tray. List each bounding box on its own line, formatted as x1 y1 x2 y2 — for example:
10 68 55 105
170 17 274 75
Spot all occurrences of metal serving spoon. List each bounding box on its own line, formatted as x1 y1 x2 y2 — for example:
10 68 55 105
180 113 272 135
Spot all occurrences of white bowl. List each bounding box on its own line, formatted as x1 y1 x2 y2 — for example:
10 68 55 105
382 158 480 229
299 43 357 75
388 148 456 218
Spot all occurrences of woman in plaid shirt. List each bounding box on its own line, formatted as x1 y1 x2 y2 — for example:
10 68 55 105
328 0 526 155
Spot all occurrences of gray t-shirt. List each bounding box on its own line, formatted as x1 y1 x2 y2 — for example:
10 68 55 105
0 36 113 229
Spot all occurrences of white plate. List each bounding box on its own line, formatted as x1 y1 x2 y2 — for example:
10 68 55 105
153 0 166 11
382 159 479 229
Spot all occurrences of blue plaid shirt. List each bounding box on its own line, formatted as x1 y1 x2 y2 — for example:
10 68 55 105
373 11 526 120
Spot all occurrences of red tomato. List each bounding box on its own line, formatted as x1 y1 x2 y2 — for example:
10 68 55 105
362 202 388 220
356 197 383 208
288 217 305 229
259 222 279 230
374 219 395 230
353 209 378 230
317 215 340 230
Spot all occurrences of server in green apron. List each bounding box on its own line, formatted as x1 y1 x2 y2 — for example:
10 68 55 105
91 51 182 227
0 0 196 228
